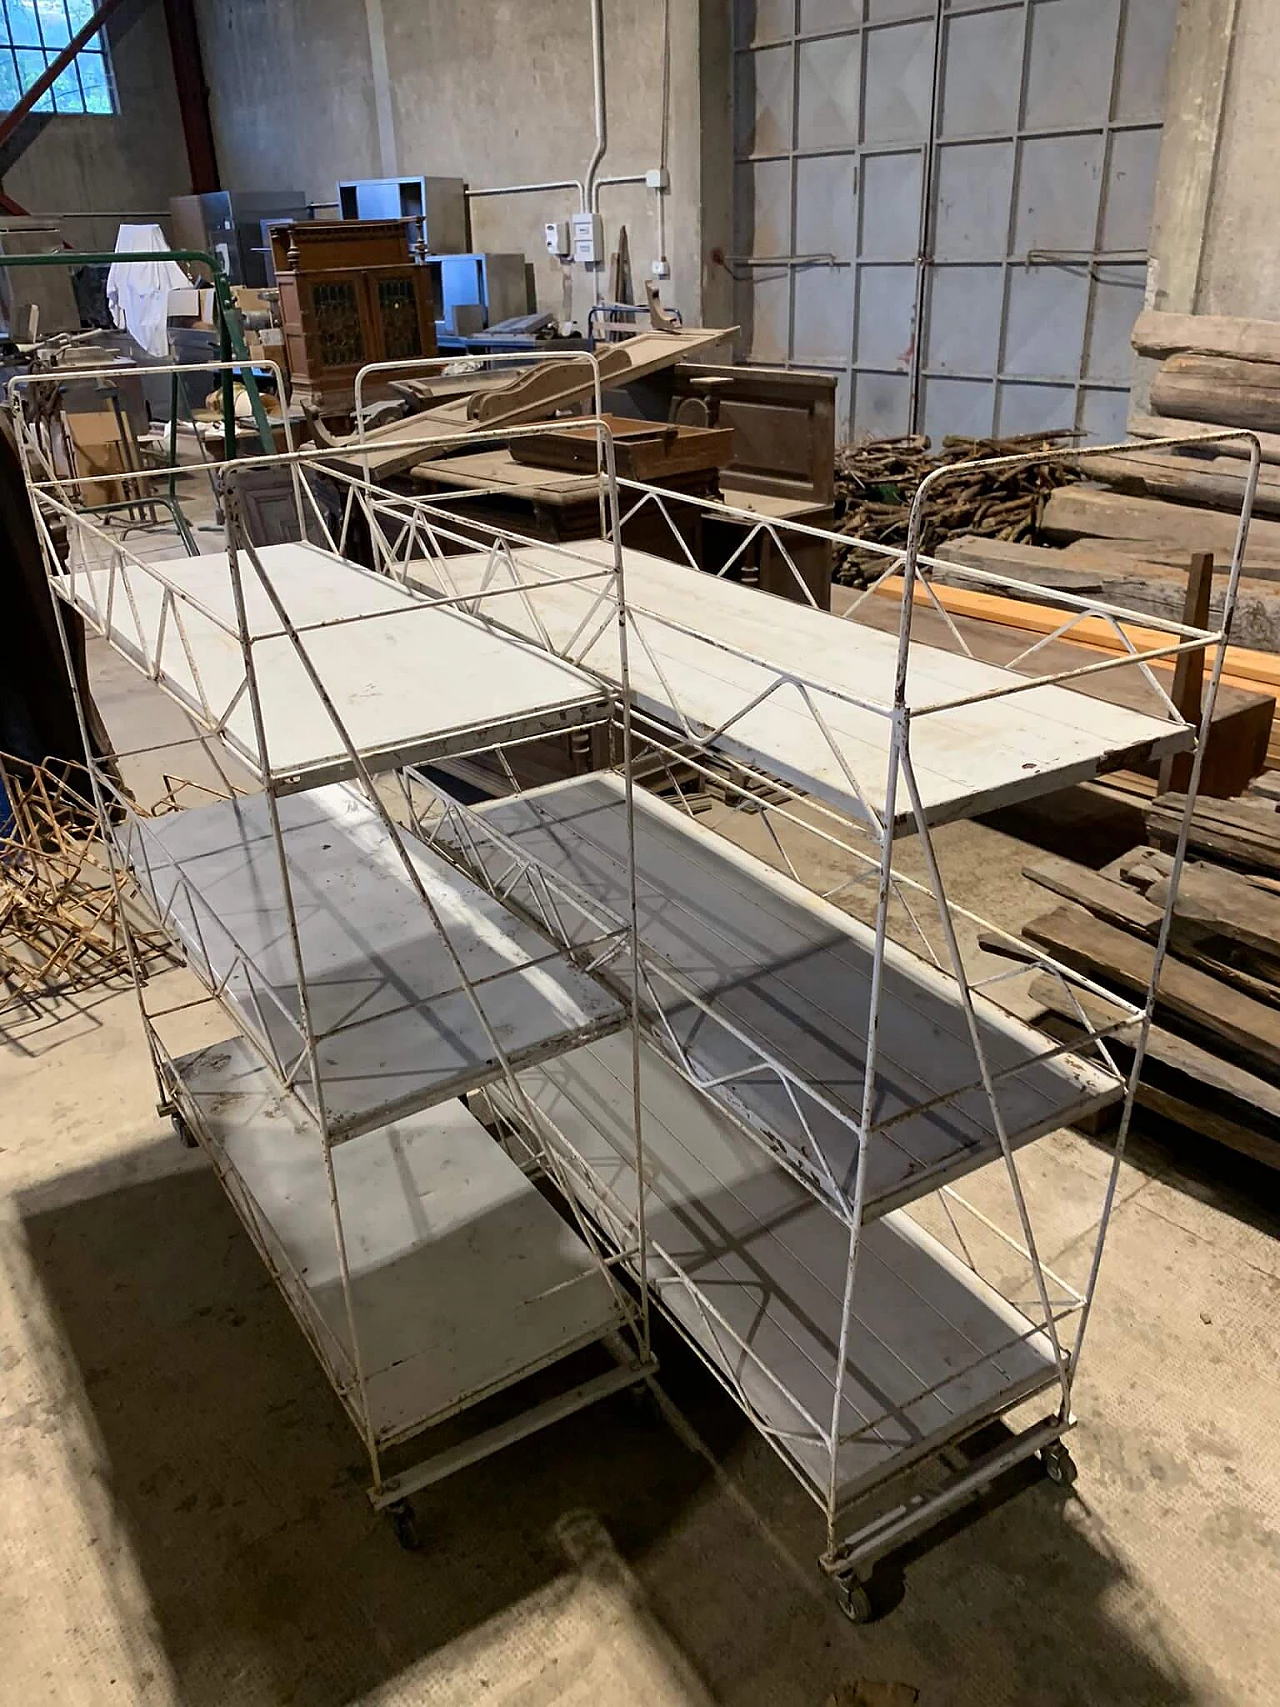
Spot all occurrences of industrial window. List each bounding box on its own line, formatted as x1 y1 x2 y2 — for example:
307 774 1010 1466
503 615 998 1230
0 2 116 115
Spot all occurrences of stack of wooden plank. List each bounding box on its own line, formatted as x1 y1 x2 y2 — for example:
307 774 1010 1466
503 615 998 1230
899 310 1280 661
1045 310 1280 601
997 774 1280 1170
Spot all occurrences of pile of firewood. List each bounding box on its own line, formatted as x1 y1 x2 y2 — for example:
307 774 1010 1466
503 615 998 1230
832 430 1084 584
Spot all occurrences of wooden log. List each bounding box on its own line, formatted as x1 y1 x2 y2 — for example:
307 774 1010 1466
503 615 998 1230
1127 412 1280 466
1080 449 1280 518
1151 352 1280 435
1131 309 1280 365
1017 901 1280 1075
1040 484 1280 564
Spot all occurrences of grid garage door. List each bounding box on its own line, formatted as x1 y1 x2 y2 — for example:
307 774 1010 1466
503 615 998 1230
732 0 1178 444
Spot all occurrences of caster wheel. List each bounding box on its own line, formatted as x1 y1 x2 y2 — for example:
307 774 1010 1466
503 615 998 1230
835 1577 874 1625
1042 1441 1078 1488
387 1498 423 1552
172 1113 198 1149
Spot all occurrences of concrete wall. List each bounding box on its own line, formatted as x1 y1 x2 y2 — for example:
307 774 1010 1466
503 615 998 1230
0 0 192 253
195 0 728 328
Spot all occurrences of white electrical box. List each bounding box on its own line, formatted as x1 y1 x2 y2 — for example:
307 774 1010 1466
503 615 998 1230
571 212 604 265
543 219 570 259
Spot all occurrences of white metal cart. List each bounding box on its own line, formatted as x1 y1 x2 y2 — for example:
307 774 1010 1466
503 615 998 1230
12 356 664 1544
15 354 1256 1606
362 406 1256 1615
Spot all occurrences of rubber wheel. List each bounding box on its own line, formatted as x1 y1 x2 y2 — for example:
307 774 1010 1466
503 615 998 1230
835 1578 874 1624
387 1498 423 1552
171 1113 198 1149
1042 1441 1078 1488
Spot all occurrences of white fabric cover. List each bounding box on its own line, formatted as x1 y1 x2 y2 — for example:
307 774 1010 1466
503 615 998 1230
106 224 189 359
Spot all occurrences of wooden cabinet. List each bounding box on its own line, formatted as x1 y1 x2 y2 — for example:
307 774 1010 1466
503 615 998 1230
271 221 436 413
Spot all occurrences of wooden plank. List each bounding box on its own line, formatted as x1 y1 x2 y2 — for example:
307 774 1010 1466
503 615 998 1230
1023 851 1280 1005
1131 309 1280 364
1249 771 1280 800
1030 973 1280 1130
182 1034 622 1440
415 541 1187 830
859 578 1273 796
443 771 1118 1215
1144 860 1280 964
932 539 1280 650
1145 792 1280 876
1022 853 1163 936
1151 352 1280 435
1128 411 1280 465
1116 845 1173 885
126 785 626 1142
875 568 1280 694
1019 901 1280 1076
504 1031 1060 1504
1134 1083 1280 1170
1040 485 1280 562
64 541 611 790
1151 790 1280 833
1146 809 1280 876
1160 550 1213 793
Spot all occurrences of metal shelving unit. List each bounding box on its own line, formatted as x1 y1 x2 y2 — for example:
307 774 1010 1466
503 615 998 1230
14 349 1256 1606
12 357 658 1533
344 401 1251 1612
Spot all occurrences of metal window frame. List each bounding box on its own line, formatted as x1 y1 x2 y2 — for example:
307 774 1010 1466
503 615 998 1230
731 0 1168 440
0 0 117 115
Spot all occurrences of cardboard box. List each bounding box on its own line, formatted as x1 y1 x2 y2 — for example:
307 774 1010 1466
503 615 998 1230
232 285 273 316
247 324 288 376
65 408 153 508
168 285 202 319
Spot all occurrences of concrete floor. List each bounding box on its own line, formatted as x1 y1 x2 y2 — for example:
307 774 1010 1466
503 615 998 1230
2 621 1279 1704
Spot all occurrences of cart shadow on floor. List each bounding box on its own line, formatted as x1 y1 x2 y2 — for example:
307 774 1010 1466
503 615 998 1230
14 1131 1207 1707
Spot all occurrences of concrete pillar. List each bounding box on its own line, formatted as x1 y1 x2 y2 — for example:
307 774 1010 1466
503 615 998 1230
1131 0 1237 416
